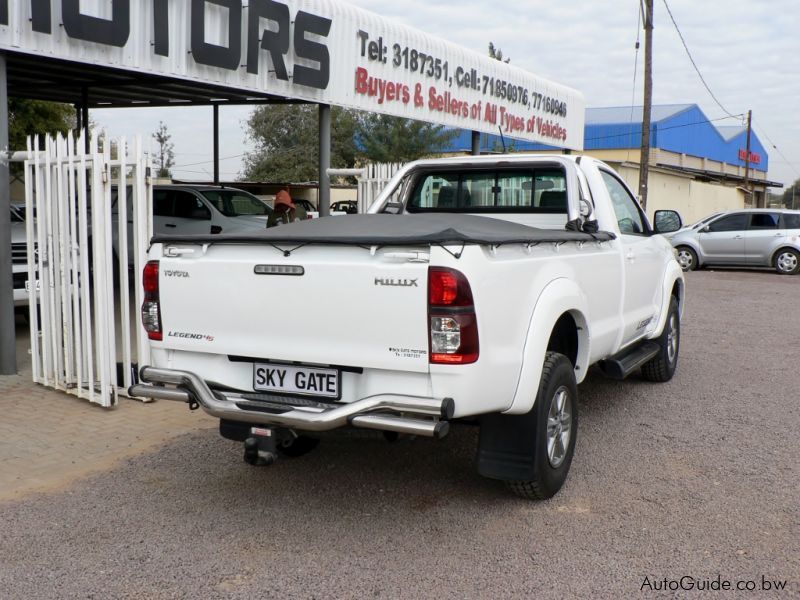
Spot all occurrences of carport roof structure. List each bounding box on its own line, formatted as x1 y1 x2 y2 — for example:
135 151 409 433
7 53 296 107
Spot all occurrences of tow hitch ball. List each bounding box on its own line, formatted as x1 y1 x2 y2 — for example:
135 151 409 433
243 427 277 466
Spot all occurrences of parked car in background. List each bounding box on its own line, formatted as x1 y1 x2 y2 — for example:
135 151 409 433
153 185 273 235
290 198 348 219
669 209 800 274
289 198 318 219
10 204 33 309
106 185 274 271
331 200 358 214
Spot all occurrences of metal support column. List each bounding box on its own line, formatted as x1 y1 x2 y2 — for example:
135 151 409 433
638 0 654 212
0 52 15 374
213 104 219 185
318 104 331 217
471 131 480 155
743 109 753 207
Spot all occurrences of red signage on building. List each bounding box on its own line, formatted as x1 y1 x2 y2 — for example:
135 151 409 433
739 149 762 165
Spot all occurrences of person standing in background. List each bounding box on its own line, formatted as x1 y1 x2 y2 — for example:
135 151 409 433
267 189 307 227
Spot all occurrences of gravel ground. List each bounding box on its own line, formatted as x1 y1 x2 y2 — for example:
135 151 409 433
1 270 798 598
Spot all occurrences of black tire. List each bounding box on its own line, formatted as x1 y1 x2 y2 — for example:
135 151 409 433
773 248 800 275
276 434 320 458
641 296 680 382
675 246 697 271
505 352 578 500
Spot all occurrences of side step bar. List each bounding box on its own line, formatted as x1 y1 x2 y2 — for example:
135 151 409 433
129 366 453 439
598 341 660 380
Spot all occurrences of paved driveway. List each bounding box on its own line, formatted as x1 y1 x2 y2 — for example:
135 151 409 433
0 270 797 598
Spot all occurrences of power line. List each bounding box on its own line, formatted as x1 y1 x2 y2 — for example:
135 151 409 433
172 153 246 169
752 122 800 184
660 0 738 119
627 3 643 154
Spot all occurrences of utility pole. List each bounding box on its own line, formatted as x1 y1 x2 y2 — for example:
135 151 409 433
638 0 654 212
743 109 753 207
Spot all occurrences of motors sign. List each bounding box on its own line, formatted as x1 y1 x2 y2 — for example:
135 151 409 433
0 0 585 149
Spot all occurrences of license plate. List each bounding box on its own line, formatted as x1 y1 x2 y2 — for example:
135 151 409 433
253 362 340 399
24 279 41 292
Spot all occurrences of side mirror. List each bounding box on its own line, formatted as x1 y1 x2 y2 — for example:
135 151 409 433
700 226 710 233
654 209 682 234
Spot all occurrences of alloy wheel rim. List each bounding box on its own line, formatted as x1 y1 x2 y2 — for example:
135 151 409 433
677 249 693 270
546 386 572 468
777 252 797 273
666 313 678 364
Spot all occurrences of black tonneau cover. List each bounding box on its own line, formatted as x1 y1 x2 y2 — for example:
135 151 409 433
151 214 615 247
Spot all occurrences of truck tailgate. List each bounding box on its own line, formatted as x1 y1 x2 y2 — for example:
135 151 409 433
157 244 431 373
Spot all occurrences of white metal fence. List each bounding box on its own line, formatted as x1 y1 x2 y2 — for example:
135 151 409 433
24 132 152 407
357 163 404 212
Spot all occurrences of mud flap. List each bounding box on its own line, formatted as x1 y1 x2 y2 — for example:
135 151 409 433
476 411 541 481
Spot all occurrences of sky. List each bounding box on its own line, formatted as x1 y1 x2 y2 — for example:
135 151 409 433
93 0 800 189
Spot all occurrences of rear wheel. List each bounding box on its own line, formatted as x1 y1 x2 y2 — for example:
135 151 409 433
774 248 799 275
641 296 680 382
505 352 578 500
675 246 697 271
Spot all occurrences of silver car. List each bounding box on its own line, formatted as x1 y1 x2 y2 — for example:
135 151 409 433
669 209 800 275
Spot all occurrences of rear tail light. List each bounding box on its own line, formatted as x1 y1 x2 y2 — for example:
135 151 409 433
142 260 162 341
428 267 479 364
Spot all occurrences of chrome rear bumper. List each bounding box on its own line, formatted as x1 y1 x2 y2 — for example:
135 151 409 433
129 366 453 439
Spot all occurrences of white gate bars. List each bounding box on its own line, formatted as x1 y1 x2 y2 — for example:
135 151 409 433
24 132 152 407
357 163 404 212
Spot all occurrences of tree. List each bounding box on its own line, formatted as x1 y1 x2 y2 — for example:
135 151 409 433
356 114 458 163
243 104 358 182
8 99 75 150
152 121 175 178
488 42 510 63
781 179 798 209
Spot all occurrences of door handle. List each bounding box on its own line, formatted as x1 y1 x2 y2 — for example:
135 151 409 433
626 249 635 262
165 223 176 228
733 235 743 239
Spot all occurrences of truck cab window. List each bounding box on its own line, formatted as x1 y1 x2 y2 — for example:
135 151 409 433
407 168 566 213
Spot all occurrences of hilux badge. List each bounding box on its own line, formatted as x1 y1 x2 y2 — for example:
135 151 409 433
374 277 418 287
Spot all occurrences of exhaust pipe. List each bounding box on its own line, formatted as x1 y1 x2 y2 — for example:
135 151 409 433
128 384 191 403
350 414 449 439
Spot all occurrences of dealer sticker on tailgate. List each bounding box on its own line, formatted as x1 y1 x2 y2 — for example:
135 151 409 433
253 363 340 399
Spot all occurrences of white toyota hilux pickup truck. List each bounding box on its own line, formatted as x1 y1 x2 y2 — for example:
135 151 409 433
130 154 685 499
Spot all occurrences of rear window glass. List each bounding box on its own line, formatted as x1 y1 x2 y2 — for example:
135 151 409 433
749 213 779 229
783 213 800 229
407 168 567 213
